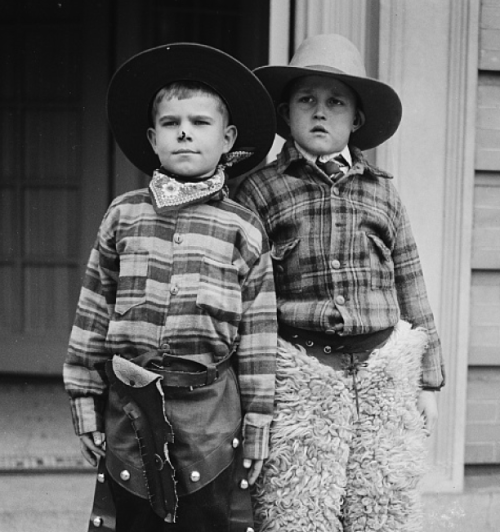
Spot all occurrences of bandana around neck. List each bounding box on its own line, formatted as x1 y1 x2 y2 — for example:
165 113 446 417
148 150 253 214
149 166 226 214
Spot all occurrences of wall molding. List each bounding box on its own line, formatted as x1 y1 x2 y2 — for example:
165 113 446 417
377 0 480 492
294 0 368 58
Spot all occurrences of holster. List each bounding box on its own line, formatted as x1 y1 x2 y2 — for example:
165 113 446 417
105 356 178 522
88 350 251 530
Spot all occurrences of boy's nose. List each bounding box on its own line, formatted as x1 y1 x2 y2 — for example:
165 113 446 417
313 103 327 119
177 128 192 141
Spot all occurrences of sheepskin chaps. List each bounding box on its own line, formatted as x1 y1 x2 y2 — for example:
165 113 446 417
253 321 428 532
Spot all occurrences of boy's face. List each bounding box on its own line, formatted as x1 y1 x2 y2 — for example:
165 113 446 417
147 94 237 179
280 76 359 156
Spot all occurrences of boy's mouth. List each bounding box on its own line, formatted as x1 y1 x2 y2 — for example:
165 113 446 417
174 149 198 154
311 126 328 134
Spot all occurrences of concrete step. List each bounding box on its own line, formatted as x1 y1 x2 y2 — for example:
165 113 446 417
0 473 95 532
0 376 90 472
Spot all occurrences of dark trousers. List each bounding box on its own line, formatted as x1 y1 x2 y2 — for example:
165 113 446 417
108 463 238 532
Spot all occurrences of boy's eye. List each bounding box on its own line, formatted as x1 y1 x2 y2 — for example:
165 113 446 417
161 120 178 127
328 97 343 106
298 96 314 104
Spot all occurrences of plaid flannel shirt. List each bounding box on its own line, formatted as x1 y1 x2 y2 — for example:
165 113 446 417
64 188 277 460
235 140 444 389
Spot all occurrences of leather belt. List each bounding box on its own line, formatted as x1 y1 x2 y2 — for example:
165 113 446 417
279 324 394 355
149 354 233 389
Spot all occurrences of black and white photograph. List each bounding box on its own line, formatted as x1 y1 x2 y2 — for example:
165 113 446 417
0 1 498 531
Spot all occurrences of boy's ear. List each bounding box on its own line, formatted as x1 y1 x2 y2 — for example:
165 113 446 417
352 110 366 132
222 124 238 154
147 128 158 153
277 103 290 125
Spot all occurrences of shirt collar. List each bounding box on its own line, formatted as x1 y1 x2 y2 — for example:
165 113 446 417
294 141 353 168
276 138 393 180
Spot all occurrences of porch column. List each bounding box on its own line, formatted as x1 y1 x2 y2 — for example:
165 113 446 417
377 0 479 492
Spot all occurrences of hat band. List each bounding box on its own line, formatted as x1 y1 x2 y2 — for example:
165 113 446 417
292 64 348 75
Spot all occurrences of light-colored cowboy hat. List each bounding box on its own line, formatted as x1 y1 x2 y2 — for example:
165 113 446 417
107 43 276 177
254 34 402 150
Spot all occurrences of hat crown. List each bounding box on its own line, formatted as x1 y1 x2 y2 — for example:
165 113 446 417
289 34 366 78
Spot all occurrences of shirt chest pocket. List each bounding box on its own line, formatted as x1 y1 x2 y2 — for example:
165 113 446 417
270 238 302 294
115 251 149 315
196 257 242 324
367 233 394 290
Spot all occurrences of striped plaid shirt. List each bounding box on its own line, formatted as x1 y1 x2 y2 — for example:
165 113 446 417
64 188 277 460
234 140 444 389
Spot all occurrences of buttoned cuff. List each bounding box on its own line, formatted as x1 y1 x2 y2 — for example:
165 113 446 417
70 396 104 436
242 413 272 460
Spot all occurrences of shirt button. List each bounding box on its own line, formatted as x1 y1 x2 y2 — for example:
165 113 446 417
331 259 341 269
174 233 183 244
170 285 179 295
160 343 171 351
335 295 345 305
332 187 340 196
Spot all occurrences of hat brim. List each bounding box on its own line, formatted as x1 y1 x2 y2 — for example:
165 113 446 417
254 65 402 151
107 44 276 178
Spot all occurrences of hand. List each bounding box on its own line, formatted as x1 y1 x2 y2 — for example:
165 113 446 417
80 431 106 467
417 390 438 436
243 458 264 486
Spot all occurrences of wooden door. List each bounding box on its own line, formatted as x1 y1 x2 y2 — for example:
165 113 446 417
0 0 111 374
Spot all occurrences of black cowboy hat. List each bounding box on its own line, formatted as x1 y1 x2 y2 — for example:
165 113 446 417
107 43 276 177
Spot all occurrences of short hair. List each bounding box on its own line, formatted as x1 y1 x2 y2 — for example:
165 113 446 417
150 81 231 125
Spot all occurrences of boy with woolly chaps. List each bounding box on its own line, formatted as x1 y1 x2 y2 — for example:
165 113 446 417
64 43 277 532
234 34 445 532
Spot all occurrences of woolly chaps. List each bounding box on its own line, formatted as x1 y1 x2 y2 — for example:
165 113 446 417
253 321 428 532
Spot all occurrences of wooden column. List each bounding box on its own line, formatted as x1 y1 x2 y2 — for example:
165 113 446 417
377 0 480 492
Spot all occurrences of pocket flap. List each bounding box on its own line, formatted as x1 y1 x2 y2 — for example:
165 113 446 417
271 238 300 261
367 233 392 262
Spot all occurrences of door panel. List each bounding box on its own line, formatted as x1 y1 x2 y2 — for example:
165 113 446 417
0 0 111 374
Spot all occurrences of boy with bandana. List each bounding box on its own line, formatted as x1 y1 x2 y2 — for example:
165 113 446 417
64 43 277 532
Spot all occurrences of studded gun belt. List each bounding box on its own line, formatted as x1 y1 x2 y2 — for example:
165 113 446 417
279 323 393 356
